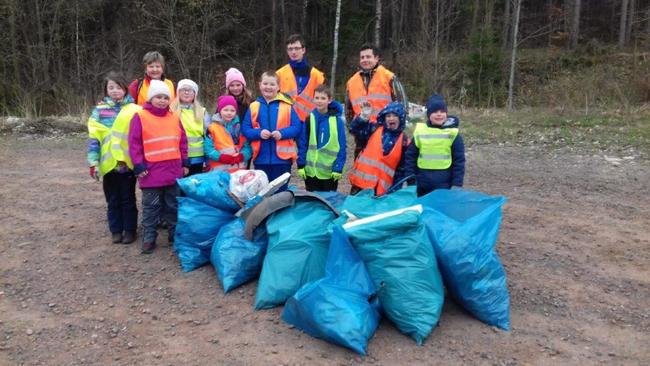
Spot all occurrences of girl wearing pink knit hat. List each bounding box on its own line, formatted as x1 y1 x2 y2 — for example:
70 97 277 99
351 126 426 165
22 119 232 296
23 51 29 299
205 95 252 173
223 68 254 121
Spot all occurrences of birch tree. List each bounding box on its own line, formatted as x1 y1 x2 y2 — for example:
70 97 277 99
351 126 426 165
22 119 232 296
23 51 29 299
330 0 342 93
619 0 629 48
507 0 521 111
570 0 581 49
374 0 381 47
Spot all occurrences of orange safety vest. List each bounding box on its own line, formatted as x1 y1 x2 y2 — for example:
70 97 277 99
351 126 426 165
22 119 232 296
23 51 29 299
346 65 394 123
349 126 404 196
206 123 247 173
249 100 297 162
136 79 175 106
276 64 325 121
139 110 182 162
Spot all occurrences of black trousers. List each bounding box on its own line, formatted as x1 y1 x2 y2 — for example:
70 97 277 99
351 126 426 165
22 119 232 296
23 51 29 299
102 171 138 234
305 176 339 192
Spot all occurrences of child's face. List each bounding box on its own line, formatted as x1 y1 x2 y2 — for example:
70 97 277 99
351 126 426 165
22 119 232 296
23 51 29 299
219 105 237 122
286 41 305 62
106 80 126 101
313 92 331 111
429 110 448 126
145 62 164 79
384 113 400 130
178 88 195 104
228 81 244 97
259 76 279 100
150 94 170 109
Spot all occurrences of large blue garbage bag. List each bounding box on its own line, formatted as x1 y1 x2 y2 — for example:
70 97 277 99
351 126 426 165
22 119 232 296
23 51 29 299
211 218 268 293
177 170 240 212
282 226 380 355
313 191 348 209
254 199 337 309
341 186 417 217
345 208 444 345
174 197 234 272
418 189 510 330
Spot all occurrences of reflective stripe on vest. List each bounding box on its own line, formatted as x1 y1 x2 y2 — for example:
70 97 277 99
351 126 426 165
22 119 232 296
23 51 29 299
179 108 205 158
277 64 325 121
346 65 394 123
305 113 340 179
206 123 247 173
348 126 403 196
413 123 458 170
249 100 297 162
139 110 182 162
136 79 175 106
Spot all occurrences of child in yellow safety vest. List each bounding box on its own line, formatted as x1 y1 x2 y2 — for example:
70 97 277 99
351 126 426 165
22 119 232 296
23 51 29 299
296 85 346 192
128 80 189 254
205 95 252 172
87 71 140 245
170 79 209 176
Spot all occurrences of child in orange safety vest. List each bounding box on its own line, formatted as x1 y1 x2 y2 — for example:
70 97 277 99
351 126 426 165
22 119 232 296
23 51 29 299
128 80 189 254
205 95 252 173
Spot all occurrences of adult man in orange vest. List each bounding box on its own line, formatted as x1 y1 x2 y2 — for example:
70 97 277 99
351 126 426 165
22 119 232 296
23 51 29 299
346 44 408 158
276 34 326 122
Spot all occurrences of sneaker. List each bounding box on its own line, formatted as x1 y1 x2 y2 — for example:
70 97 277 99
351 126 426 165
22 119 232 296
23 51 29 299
141 242 156 254
122 231 136 244
111 232 123 244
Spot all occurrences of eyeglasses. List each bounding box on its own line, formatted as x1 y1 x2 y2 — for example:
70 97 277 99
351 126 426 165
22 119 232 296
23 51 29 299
287 46 304 51
179 89 195 93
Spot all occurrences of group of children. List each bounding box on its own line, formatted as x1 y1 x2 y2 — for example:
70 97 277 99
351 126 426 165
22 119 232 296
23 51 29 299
87 50 465 253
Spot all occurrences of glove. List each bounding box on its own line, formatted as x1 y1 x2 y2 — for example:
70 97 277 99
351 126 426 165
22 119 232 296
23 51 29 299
360 102 373 120
218 154 235 164
89 166 100 181
331 172 342 181
297 168 307 180
233 153 244 163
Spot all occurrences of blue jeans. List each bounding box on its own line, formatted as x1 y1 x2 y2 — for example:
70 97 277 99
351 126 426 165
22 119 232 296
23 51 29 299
141 185 179 243
102 171 138 234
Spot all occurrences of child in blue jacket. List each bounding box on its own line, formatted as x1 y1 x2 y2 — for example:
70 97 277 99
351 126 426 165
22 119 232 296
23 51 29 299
404 95 465 196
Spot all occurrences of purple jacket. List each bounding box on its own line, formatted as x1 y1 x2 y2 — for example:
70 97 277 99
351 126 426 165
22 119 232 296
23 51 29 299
128 103 189 188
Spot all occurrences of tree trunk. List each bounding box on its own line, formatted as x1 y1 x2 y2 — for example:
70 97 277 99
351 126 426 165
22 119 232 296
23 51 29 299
502 0 511 50
625 0 636 45
301 0 308 35
272 0 277 66
619 0 629 48
507 0 521 111
280 0 288 45
374 0 382 48
570 0 581 49
330 0 342 93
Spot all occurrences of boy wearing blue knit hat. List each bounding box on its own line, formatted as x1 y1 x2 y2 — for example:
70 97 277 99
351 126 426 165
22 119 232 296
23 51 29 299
404 94 465 196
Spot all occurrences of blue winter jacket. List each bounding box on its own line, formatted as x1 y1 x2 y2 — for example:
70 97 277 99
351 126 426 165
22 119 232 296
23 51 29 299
404 116 465 193
350 101 410 184
297 100 347 173
242 94 302 165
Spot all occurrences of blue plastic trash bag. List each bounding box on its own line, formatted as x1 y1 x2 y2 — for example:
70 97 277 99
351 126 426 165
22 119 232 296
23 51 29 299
211 218 268 293
282 226 380 355
313 191 348 209
345 208 444 345
341 186 417 217
174 197 234 272
177 170 240 212
418 189 510 330
254 199 337 309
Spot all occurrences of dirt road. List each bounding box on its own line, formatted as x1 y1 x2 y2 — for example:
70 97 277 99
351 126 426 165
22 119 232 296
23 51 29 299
1 133 648 365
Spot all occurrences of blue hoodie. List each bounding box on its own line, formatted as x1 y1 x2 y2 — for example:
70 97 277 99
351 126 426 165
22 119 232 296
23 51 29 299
404 115 465 194
297 100 347 173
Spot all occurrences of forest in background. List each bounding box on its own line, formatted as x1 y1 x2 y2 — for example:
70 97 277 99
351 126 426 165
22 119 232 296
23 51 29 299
1 0 650 117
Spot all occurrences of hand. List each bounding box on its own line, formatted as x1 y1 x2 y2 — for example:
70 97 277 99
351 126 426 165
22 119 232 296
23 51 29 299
271 130 282 140
360 102 373 120
183 167 190 176
89 166 100 181
297 168 306 180
218 154 236 164
137 170 148 178
331 172 342 181
260 129 272 139
233 153 244 163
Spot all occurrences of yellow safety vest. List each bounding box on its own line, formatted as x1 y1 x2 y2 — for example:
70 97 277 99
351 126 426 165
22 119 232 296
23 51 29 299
304 113 340 179
88 103 141 176
179 108 206 158
413 123 458 170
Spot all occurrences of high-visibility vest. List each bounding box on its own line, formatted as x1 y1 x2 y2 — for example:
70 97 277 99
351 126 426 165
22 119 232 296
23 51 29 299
346 65 394 123
276 64 325 121
110 103 142 170
413 123 458 170
179 108 205 158
249 100 297 162
88 103 141 176
349 126 404 196
304 113 340 179
136 78 175 106
206 123 247 173
139 110 182 162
